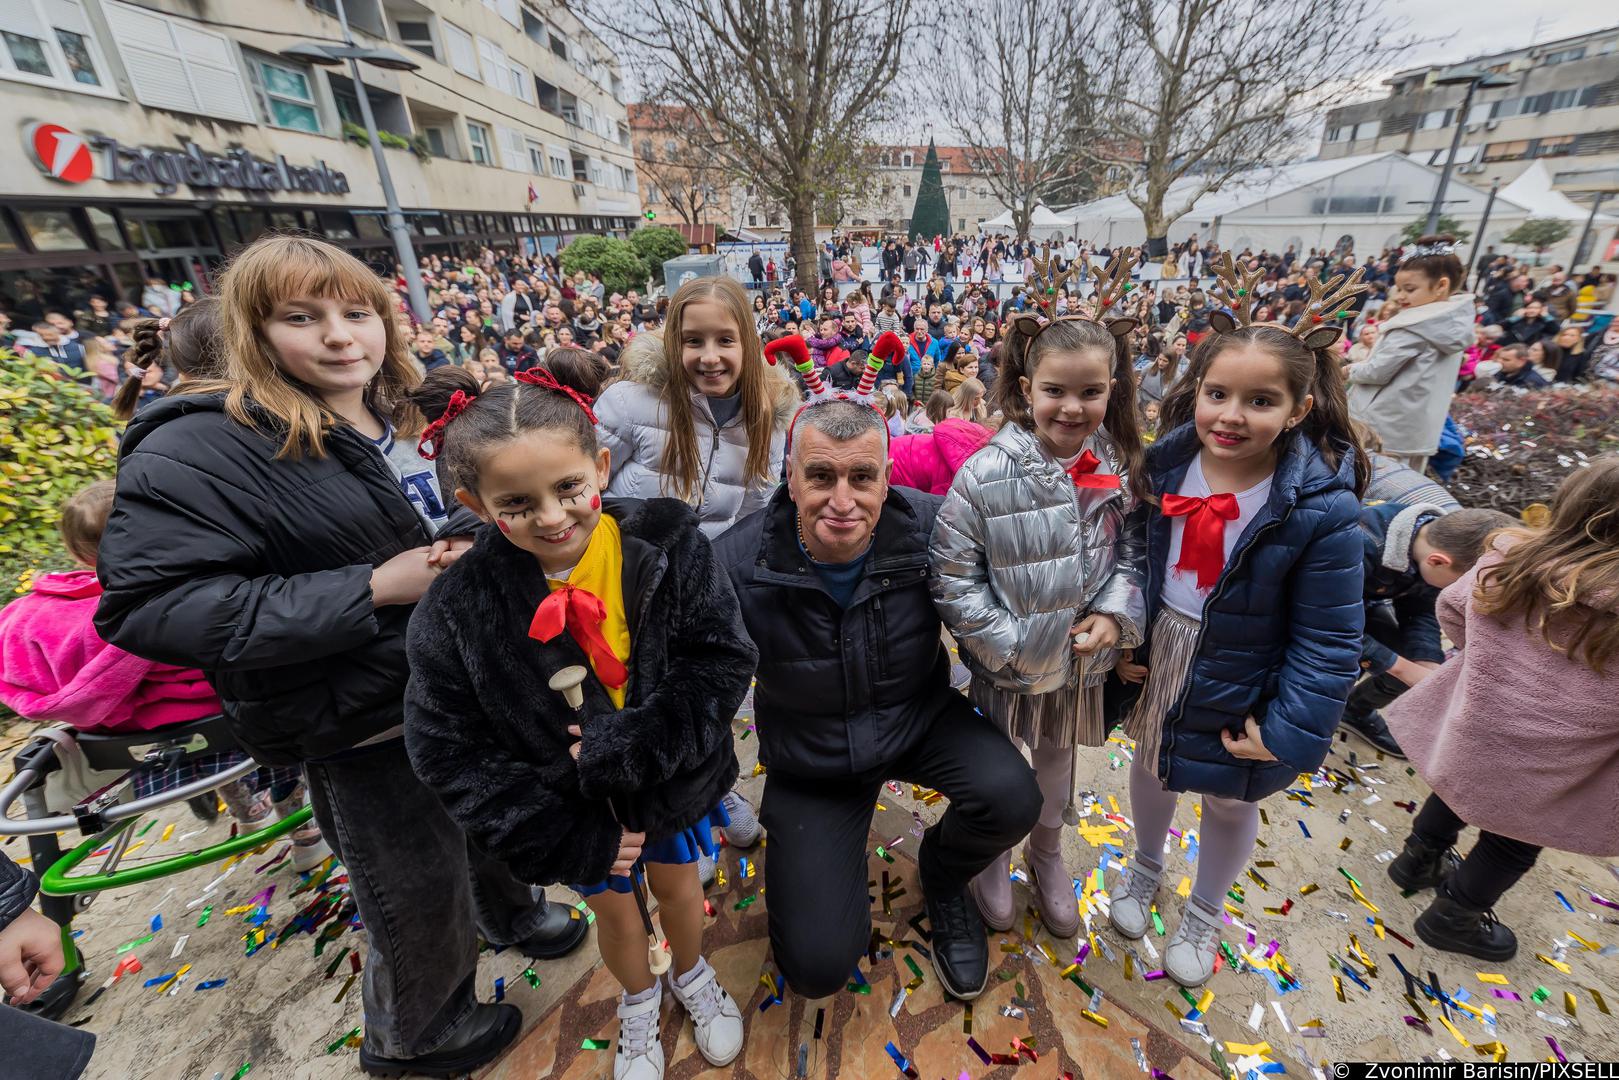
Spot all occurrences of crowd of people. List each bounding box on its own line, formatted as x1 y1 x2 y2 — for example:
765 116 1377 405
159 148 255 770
0 225 1615 1080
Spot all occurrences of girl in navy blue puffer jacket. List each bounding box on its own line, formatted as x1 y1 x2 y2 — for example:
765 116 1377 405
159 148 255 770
1107 272 1368 990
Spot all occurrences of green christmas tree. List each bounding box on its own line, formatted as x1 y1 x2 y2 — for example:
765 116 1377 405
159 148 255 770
909 139 951 239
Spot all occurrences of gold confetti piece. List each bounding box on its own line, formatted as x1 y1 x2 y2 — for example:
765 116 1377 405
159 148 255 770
1438 1015 1470 1048
1535 953 1573 975
751 762 765 777
1567 931 1600 952
1475 1042 1508 1064
1477 973 1510 985
1164 1001 1183 1021
1589 988 1610 1015
160 823 175 843
1371 918 1386 940
1081 1009 1109 1028
1334 976 1345 1002
1124 954 1134 980
1225 1042 1271 1056
875 803 887 811
1196 989 1214 1013
1565 991 1577 1019
1339 838 1352 851
1176 877 1192 898
1299 883 1319 896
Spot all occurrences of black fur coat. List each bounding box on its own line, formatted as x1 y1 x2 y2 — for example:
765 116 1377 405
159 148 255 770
404 498 751 887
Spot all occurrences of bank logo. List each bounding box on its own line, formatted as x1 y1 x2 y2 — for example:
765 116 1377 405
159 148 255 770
28 123 95 184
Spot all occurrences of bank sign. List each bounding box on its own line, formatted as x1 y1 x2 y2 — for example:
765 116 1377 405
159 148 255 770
26 122 349 198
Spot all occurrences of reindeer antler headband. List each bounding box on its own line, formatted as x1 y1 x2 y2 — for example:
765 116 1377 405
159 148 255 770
1208 252 1370 351
1009 246 1143 343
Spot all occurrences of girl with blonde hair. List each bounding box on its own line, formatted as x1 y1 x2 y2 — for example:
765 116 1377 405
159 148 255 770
94 235 582 1077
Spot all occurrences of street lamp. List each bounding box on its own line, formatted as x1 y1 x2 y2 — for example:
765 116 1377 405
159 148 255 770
1424 68 1515 236
283 0 430 322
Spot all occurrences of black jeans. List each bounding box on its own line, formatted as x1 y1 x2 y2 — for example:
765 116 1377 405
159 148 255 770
1411 792 1542 910
759 698 1040 997
304 737 555 1058
1345 603 1407 722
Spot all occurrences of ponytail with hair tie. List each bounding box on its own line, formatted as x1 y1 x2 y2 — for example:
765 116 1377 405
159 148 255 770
417 388 478 460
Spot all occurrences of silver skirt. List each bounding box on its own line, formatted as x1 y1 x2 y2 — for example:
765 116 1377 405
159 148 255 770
1122 608 1203 778
970 675 1108 750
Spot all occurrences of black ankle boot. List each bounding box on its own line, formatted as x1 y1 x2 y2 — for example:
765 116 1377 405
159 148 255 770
359 1002 521 1077
1388 835 1461 892
1415 886 1518 962
516 898 590 960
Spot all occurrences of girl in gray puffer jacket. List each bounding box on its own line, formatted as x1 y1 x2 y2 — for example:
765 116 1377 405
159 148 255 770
595 277 801 539
931 311 1148 941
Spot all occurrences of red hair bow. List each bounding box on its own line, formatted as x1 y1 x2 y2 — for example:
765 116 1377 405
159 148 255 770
514 367 598 424
763 335 811 369
1161 492 1239 590
1067 449 1121 491
417 389 476 460
530 584 629 691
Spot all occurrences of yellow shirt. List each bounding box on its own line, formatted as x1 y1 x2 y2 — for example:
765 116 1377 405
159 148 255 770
546 515 632 708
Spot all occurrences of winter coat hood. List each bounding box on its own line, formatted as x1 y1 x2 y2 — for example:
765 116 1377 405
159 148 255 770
889 419 992 495
1375 293 1475 351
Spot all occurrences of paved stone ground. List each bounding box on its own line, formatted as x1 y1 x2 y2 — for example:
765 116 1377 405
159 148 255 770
5 643 1616 1079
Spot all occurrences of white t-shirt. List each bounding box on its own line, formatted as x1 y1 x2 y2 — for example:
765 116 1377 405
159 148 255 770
1161 451 1272 618
367 420 450 533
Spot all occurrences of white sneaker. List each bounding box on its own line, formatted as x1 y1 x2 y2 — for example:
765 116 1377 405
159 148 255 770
667 957 744 1067
696 849 716 888
1109 862 1160 940
1164 901 1223 988
614 983 665 1080
720 790 761 848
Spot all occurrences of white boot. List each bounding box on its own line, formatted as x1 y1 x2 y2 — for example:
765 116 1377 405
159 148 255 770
667 957 743 1067
613 983 665 1080
720 790 761 848
1108 861 1160 940
1164 900 1224 988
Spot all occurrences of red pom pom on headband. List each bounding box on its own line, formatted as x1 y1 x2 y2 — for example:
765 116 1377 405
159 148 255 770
417 389 476 460
514 367 598 424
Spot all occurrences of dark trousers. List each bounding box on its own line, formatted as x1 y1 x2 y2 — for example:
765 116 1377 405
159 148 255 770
1345 603 1407 722
304 737 554 1058
1411 792 1542 910
759 700 1040 997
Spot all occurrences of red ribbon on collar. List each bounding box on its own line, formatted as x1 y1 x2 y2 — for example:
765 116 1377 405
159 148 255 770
1067 449 1121 490
1161 492 1239 590
529 584 628 691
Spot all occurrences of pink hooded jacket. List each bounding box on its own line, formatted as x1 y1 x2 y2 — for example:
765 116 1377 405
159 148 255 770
1386 544 1619 856
0 571 220 733
889 419 993 496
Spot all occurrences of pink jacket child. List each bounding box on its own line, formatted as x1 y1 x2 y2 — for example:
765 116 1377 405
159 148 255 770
1386 545 1619 857
889 419 993 496
0 570 220 733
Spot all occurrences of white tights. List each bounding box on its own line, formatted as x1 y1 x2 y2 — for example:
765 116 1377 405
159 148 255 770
1127 761 1260 912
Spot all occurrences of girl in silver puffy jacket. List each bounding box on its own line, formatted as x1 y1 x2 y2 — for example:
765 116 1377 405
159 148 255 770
930 310 1148 940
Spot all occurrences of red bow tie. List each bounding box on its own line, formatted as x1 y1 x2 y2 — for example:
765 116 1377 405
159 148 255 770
1161 492 1240 590
529 584 628 691
1067 449 1121 490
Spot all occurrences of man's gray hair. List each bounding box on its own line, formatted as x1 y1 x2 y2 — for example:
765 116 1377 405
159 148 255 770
790 399 887 460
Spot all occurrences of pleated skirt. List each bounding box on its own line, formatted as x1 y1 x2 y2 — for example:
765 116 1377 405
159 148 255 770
1121 608 1203 779
970 674 1108 750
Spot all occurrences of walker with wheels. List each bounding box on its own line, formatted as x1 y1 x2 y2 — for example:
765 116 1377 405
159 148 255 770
0 715 311 1020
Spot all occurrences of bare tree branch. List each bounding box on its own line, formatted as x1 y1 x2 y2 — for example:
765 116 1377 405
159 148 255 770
574 0 914 284
1068 0 1412 255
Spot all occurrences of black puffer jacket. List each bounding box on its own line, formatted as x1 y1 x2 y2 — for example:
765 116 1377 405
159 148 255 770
712 485 956 779
95 394 457 765
404 500 750 886
1 851 36 930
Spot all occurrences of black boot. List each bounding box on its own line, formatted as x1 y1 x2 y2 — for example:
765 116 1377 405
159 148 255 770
1338 710 1405 758
185 793 220 823
1388 835 1461 892
516 897 590 960
359 1002 521 1077
924 887 989 1001
1414 885 1518 962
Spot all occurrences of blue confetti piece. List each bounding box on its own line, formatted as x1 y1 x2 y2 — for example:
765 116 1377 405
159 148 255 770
1298 821 1311 839
494 977 505 1002
884 1041 912 1074
195 979 228 991
150 914 163 932
1555 891 1575 913
142 971 176 987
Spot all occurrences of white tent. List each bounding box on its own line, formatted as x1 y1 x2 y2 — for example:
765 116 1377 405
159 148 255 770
977 203 1073 240
1055 152 1571 262
1495 161 1616 225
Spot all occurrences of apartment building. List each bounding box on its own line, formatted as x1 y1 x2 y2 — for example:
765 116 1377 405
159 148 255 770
844 145 1007 235
1 0 641 319
1318 24 1619 201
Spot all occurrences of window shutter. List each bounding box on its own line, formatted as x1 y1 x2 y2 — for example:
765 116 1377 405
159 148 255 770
102 1 251 121
443 22 479 80
495 0 520 27
497 125 526 172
